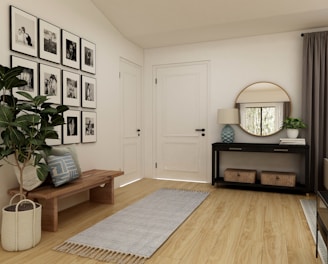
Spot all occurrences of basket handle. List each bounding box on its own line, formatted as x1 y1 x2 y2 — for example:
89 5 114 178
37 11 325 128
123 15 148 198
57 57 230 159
9 193 26 205
14 198 38 251
14 199 37 212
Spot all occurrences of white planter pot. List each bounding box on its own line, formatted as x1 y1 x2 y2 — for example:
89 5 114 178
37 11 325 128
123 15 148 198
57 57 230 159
9 156 46 191
287 129 299 138
1 194 41 251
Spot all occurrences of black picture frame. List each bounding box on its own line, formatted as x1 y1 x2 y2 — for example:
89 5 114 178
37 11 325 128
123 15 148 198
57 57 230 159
11 55 38 100
39 19 61 64
39 63 62 104
81 75 97 108
62 30 80 69
62 70 80 107
10 6 38 57
81 38 96 74
82 111 97 143
63 110 80 144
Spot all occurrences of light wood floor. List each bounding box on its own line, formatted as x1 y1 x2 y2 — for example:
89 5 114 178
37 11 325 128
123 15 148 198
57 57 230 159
0 178 322 264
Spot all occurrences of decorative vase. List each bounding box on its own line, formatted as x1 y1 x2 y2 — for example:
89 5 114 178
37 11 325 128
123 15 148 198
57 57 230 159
1 194 41 251
221 124 235 143
287 128 299 139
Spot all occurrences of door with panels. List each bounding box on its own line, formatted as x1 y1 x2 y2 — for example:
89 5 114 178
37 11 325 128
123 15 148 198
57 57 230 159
119 58 142 186
154 62 209 182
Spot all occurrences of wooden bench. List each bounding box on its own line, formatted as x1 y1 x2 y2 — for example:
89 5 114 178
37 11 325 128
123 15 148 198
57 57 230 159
8 169 124 232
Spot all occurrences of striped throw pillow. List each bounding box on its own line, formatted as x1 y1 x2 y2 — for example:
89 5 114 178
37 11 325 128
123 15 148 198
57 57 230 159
47 153 79 187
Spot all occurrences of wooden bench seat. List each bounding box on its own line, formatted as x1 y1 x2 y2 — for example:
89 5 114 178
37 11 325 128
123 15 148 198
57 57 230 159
8 169 124 232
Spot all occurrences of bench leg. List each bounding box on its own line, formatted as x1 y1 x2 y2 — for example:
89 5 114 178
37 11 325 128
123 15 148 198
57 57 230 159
90 178 114 204
37 198 58 232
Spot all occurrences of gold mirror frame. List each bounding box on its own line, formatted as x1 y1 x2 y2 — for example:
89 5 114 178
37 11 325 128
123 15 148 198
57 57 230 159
235 82 291 137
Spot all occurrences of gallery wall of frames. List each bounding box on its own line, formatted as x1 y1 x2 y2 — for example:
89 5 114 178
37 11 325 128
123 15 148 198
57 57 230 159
9 5 97 145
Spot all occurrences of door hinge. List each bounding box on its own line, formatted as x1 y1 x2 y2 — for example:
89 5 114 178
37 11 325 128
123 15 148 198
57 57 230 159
119 72 121 78
155 162 157 168
155 78 157 84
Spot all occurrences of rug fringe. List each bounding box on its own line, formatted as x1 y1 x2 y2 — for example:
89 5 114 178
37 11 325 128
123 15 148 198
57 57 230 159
54 242 147 264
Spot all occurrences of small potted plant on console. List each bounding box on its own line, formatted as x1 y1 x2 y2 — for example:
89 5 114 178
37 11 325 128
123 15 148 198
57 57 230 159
282 117 307 138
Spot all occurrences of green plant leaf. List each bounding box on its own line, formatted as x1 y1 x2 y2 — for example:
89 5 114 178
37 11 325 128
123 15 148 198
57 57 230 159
44 130 59 139
56 105 69 113
15 113 40 125
32 95 48 106
36 163 49 181
0 105 14 126
6 78 27 90
0 148 14 159
16 91 34 101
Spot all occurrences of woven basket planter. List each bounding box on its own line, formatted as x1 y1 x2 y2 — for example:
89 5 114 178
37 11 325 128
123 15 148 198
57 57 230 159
1 194 41 251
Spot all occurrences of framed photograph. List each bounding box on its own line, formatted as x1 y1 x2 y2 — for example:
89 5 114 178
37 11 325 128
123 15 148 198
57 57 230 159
39 19 61 63
82 111 97 143
63 110 80 144
10 6 38 57
81 38 96 74
62 30 80 69
11 56 38 100
39 64 61 104
62 70 80 106
81 75 97 108
46 125 62 146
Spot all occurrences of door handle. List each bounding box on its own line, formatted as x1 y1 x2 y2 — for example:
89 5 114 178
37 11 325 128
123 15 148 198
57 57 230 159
137 129 141 136
195 128 205 132
137 129 141 132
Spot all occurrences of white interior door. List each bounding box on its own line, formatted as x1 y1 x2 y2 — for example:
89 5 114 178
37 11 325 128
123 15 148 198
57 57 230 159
119 58 142 186
155 62 208 182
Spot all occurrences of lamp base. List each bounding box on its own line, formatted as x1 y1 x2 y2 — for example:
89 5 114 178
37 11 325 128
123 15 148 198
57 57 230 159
221 124 235 143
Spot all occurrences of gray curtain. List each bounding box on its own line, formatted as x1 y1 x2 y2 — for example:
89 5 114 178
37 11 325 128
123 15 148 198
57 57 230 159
302 31 328 191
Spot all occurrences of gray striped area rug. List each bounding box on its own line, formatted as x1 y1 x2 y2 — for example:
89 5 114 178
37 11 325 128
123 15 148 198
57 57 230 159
54 188 209 263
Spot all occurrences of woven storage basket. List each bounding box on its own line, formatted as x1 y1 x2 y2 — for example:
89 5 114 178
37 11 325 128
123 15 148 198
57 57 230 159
224 168 256 183
261 171 296 187
1 194 41 251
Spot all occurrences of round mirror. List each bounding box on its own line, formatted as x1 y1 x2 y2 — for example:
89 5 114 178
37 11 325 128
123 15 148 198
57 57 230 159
235 82 291 136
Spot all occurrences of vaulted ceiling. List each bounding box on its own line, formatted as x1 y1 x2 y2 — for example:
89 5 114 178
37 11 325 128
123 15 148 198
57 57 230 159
91 0 328 48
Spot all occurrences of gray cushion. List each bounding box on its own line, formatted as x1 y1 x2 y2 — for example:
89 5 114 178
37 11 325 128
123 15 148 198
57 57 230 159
47 153 79 187
49 145 81 175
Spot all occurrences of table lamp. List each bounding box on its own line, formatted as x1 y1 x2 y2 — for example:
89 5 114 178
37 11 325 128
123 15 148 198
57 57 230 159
217 108 239 143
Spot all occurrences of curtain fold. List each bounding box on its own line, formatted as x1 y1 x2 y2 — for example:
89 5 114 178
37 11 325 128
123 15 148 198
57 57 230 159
302 31 328 191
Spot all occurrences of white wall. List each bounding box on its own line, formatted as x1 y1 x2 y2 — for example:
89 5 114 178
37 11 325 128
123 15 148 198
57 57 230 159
0 0 143 214
143 31 305 182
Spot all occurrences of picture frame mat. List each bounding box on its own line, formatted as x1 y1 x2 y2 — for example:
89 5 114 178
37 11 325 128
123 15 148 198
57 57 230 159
62 30 80 69
81 38 96 74
39 19 61 63
62 70 80 106
63 110 80 144
11 55 38 100
39 63 62 104
10 6 38 57
82 111 97 143
81 75 97 108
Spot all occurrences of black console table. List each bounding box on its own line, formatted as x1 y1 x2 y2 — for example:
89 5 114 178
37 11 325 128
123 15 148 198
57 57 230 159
212 142 312 193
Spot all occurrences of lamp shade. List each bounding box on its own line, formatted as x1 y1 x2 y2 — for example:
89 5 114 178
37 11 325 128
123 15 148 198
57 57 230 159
217 108 239 124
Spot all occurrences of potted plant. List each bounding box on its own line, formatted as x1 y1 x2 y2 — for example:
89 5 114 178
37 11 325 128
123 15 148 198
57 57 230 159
0 64 68 251
282 117 307 138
